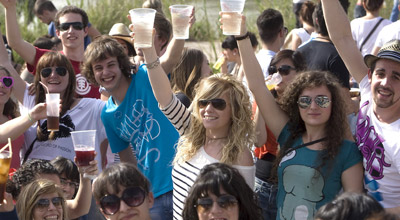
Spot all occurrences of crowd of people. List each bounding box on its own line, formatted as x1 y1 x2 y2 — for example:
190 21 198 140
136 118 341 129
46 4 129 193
1 0 400 219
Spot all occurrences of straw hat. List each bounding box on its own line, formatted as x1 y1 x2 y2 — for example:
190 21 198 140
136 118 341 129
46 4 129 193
108 23 133 45
364 40 400 68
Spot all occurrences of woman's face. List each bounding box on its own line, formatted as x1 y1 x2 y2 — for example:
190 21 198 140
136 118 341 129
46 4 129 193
272 58 298 97
196 187 239 220
298 85 332 128
116 39 130 56
199 92 232 137
0 70 12 106
222 48 238 62
201 55 212 78
39 65 70 96
32 192 63 220
59 174 78 200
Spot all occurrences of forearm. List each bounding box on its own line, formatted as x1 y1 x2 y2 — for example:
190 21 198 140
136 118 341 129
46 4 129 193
66 177 92 218
118 146 137 165
160 38 185 74
0 114 36 142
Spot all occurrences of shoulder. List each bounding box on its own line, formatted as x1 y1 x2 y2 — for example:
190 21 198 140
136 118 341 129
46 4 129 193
236 148 254 166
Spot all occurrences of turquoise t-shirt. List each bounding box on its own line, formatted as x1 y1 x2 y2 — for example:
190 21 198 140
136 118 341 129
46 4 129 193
276 124 362 220
101 65 179 198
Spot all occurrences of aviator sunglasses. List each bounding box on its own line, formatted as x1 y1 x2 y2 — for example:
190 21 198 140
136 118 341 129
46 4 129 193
35 197 63 211
297 95 331 109
195 194 238 211
198 99 227 110
0 76 14 88
99 187 146 215
268 65 296 76
59 22 84 31
40 67 67 78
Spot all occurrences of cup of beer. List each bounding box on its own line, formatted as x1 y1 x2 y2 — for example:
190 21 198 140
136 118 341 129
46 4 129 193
46 93 60 132
0 150 11 204
71 130 96 179
265 73 282 90
220 0 246 35
129 8 157 48
170 5 193 39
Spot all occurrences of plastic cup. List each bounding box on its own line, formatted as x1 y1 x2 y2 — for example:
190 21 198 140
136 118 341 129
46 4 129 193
46 93 60 132
170 5 193 39
0 150 11 204
129 8 157 48
220 0 246 12
350 88 360 97
265 73 282 90
220 0 245 35
71 130 96 179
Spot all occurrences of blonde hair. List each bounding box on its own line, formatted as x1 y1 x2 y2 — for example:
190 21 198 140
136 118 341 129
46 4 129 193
173 74 255 164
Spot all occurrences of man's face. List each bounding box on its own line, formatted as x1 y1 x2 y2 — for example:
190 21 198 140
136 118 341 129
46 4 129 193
56 13 87 50
92 56 128 95
36 10 53 25
369 59 400 109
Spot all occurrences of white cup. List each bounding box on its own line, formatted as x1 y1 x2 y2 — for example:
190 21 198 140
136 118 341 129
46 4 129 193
170 5 193 39
220 0 246 35
129 8 157 48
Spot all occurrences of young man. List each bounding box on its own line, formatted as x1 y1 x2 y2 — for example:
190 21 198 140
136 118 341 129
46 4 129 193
0 0 100 98
255 9 287 79
34 0 101 49
93 163 154 220
322 0 400 214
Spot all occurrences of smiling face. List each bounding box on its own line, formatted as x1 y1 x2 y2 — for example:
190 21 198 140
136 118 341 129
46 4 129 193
56 13 87 50
273 58 298 97
0 70 12 106
32 192 64 220
197 187 239 220
40 66 70 97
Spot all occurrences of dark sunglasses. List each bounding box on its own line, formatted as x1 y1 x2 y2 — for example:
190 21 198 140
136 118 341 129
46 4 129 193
297 95 331 109
40 67 67 78
0 76 14 88
195 194 238 211
60 178 78 189
59 22 84 31
36 197 63 211
268 65 296 76
100 187 146 215
198 99 227 110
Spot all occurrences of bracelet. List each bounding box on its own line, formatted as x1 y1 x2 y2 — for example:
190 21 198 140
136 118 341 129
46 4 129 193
27 112 35 122
235 32 249 41
146 57 161 70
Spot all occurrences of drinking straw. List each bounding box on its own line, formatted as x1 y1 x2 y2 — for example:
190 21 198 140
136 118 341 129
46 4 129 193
0 138 12 156
39 81 50 94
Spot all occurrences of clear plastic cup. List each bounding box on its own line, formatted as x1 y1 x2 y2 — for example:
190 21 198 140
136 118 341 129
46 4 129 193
129 8 157 48
0 150 11 204
71 130 96 179
46 93 60 132
265 73 282 90
170 5 193 39
220 0 246 35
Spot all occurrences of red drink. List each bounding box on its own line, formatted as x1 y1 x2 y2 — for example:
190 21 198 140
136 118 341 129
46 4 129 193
47 116 59 131
75 150 95 166
0 156 11 203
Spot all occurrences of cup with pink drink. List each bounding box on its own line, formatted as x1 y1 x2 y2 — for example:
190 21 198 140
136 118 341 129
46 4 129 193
71 130 96 179
220 0 246 35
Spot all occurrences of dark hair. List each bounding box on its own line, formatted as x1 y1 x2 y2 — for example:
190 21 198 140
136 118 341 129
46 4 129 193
33 35 60 50
154 12 172 51
118 39 136 57
34 0 57 15
50 156 79 184
0 66 19 118
270 49 307 72
55 6 89 30
257 9 284 44
222 32 258 50
93 163 151 202
363 0 384 12
315 192 384 220
299 1 315 26
182 163 262 220
81 35 131 86
7 159 59 200
313 2 328 36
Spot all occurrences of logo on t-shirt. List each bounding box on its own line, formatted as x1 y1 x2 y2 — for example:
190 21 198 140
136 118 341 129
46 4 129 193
75 74 91 95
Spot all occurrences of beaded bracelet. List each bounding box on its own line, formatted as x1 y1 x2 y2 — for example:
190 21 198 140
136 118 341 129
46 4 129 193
146 57 161 70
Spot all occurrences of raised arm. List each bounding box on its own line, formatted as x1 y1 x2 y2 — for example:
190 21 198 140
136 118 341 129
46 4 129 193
87 25 101 41
234 14 288 138
0 0 37 65
0 28 27 102
320 0 368 83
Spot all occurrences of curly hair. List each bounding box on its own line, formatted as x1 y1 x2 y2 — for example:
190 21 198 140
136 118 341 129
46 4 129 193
16 179 68 220
182 163 262 220
273 71 348 179
0 66 19 118
173 74 255 165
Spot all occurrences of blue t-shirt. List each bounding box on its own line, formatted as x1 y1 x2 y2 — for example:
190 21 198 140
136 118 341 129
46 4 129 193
48 21 92 49
276 124 362 220
101 65 179 198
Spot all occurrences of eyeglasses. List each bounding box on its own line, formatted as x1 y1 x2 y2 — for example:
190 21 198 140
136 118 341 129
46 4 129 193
100 187 146 215
0 76 14 88
195 194 238 211
35 197 64 211
297 95 331 109
268 65 296 76
198 99 227 110
60 178 78 189
40 67 67 78
59 22 84 31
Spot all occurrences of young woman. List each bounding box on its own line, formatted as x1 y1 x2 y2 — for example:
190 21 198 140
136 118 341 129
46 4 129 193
141 31 255 220
51 156 79 200
234 15 363 220
290 1 316 50
182 163 262 220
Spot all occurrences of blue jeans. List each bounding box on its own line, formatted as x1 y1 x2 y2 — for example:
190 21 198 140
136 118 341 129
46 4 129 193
390 0 399 22
255 177 278 220
150 191 173 220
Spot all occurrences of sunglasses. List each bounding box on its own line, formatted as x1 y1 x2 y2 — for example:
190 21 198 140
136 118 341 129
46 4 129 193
0 76 14 88
59 22 84 31
40 67 67 78
195 194 238 211
100 187 146 215
297 95 331 109
60 178 78 189
36 197 63 211
268 65 296 76
198 99 227 110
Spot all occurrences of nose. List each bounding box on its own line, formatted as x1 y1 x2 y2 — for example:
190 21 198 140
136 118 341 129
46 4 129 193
48 201 57 211
309 99 318 109
380 76 389 86
209 201 223 214
119 199 130 213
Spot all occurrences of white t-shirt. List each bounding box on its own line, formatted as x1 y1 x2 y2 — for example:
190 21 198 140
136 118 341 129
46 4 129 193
19 88 107 171
374 20 400 49
351 16 391 56
357 76 400 208
256 49 276 79
293 28 312 45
